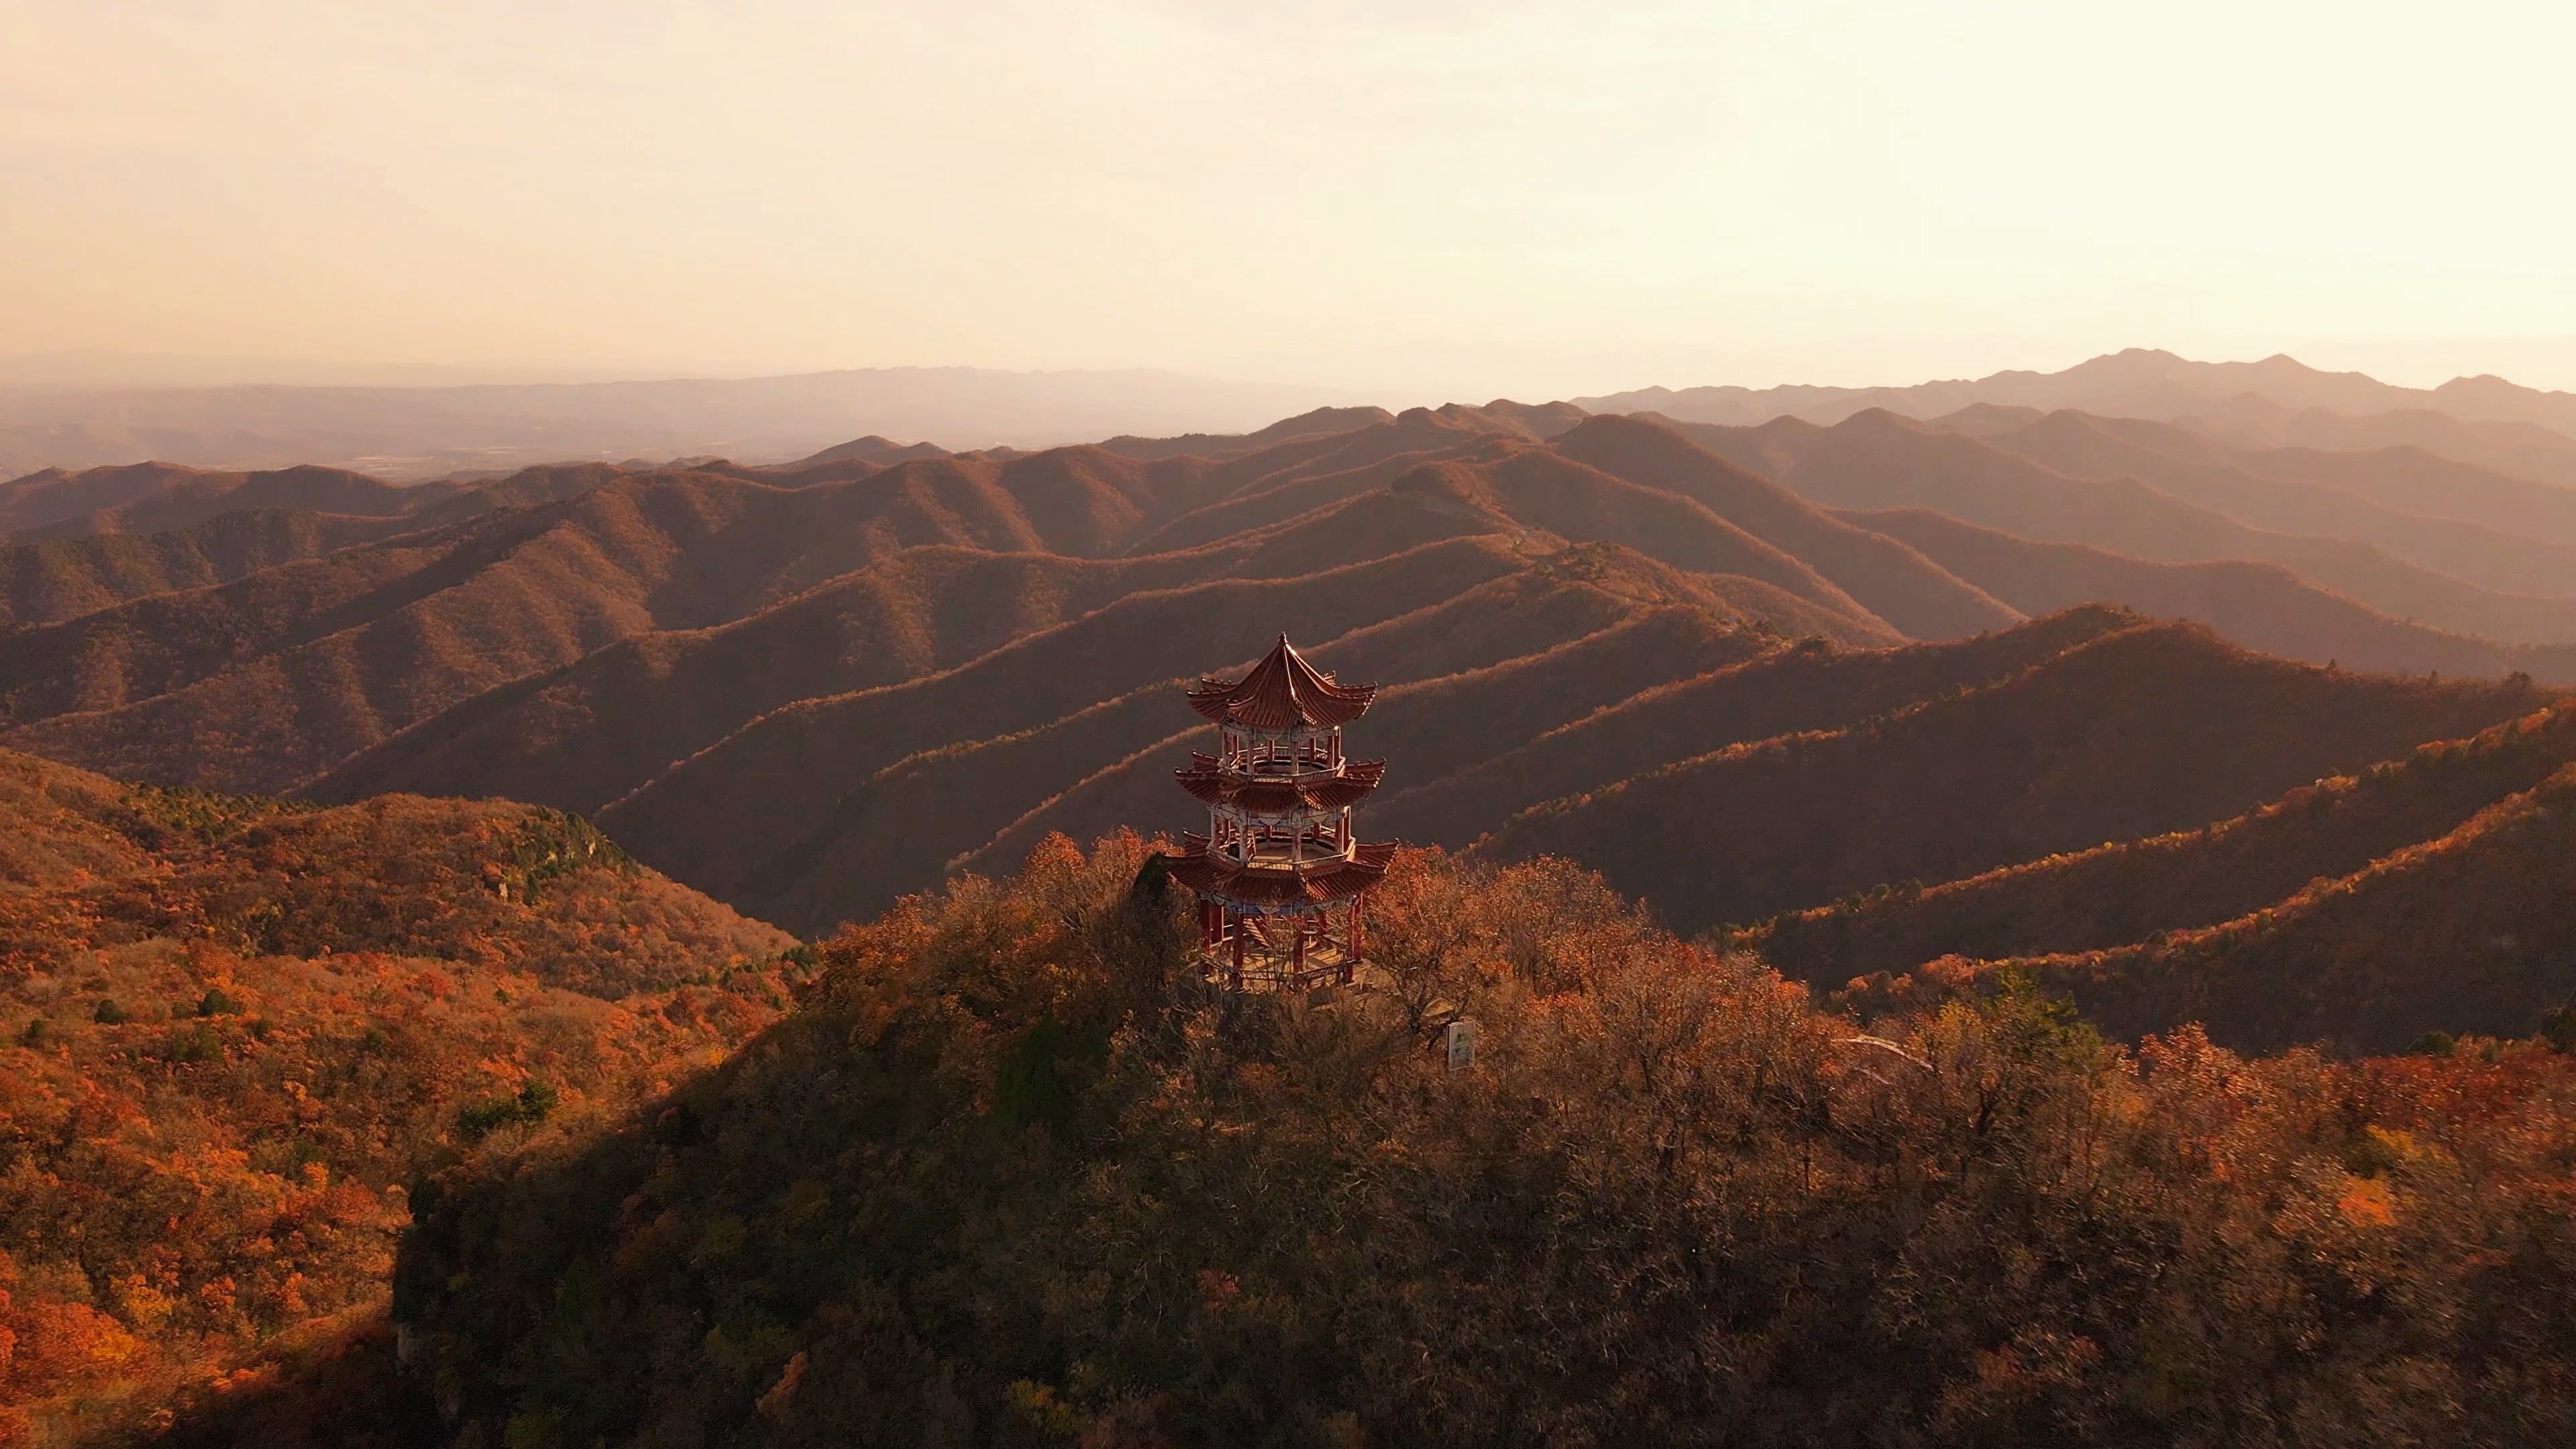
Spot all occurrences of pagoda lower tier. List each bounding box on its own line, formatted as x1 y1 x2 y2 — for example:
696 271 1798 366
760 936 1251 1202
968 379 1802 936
1167 835 1396 909
1168 835 1397 992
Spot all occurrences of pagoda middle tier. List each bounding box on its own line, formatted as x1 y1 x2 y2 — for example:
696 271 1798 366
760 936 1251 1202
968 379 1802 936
1167 835 1400 909
1175 754 1386 814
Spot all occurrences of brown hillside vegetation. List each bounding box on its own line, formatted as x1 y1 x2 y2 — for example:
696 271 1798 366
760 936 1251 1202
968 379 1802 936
739 557 1769 932
1552 412 2021 639
0 453 1242 793
305 482 1527 815
1676 409 2576 646
1095 404 1395 460
1392 447 1900 636
0 748 798 1444
1758 702 2576 990
1373 605 2141 849
2006 763 2576 1053
595 537 1540 908
1477 621 2552 936
386 835 2576 1446
1122 407 1538 553
0 507 436 629
1845 506 2576 682
0 462 444 541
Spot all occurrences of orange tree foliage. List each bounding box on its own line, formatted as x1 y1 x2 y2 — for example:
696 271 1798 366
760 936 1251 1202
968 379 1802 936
0 769 800 1446
398 835 2576 1447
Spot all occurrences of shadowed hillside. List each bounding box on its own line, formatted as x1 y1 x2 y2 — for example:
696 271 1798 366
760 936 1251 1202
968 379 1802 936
1758 702 2576 989
731 557 1768 932
2015 764 2576 1053
1371 606 2142 849
1477 621 2553 935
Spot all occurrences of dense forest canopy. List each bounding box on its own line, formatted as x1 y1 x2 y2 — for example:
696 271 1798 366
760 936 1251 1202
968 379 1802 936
397 837 2576 1448
0 752 802 1445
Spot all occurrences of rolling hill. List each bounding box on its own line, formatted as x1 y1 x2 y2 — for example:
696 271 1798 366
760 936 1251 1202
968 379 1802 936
1974 409 2576 596
1844 506 2576 682
1757 699 2575 967
1475 620 2552 936
1673 409 2576 645
307 482 1529 816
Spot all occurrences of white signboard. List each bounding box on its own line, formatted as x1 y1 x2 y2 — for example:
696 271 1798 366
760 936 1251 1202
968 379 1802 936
1444 1018 1477 1072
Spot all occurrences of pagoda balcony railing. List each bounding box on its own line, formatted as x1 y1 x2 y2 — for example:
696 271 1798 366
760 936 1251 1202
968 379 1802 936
1214 820 1356 867
1220 838 1356 868
1220 731 1344 776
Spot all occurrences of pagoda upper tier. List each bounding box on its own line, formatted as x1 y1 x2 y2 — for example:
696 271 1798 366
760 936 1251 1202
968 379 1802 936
1186 634 1376 731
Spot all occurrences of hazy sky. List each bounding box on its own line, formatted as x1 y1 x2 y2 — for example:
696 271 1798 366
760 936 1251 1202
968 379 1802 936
7 1 2574 397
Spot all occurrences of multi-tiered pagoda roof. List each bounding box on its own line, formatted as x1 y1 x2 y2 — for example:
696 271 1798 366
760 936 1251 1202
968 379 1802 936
1167 635 1394 990
1185 635 1376 729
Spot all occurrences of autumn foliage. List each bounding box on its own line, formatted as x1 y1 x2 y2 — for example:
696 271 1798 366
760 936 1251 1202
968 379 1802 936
0 749 798 1444
398 837 2576 1446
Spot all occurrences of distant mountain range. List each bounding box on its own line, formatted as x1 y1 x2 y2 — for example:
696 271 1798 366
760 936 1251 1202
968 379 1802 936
7 388 2571 952
0 367 1362 478
1581 347 2576 464
10 347 2576 486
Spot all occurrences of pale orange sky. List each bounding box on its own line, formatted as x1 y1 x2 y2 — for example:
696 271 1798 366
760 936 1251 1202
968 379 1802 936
6 1 2574 396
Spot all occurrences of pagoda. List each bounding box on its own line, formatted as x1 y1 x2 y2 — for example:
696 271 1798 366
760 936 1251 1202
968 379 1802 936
1167 635 1397 992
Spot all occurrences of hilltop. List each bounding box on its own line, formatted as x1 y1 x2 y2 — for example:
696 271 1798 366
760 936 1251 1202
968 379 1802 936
378 836 2576 1446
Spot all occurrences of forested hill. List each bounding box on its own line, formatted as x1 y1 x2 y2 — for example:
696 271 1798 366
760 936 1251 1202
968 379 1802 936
0 747 800 1444
388 837 2576 1447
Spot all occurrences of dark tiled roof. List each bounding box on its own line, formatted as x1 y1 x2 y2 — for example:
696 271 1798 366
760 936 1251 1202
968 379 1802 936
1185 635 1375 729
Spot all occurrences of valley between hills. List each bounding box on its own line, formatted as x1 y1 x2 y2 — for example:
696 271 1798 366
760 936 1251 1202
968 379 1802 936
6 350 2576 1443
